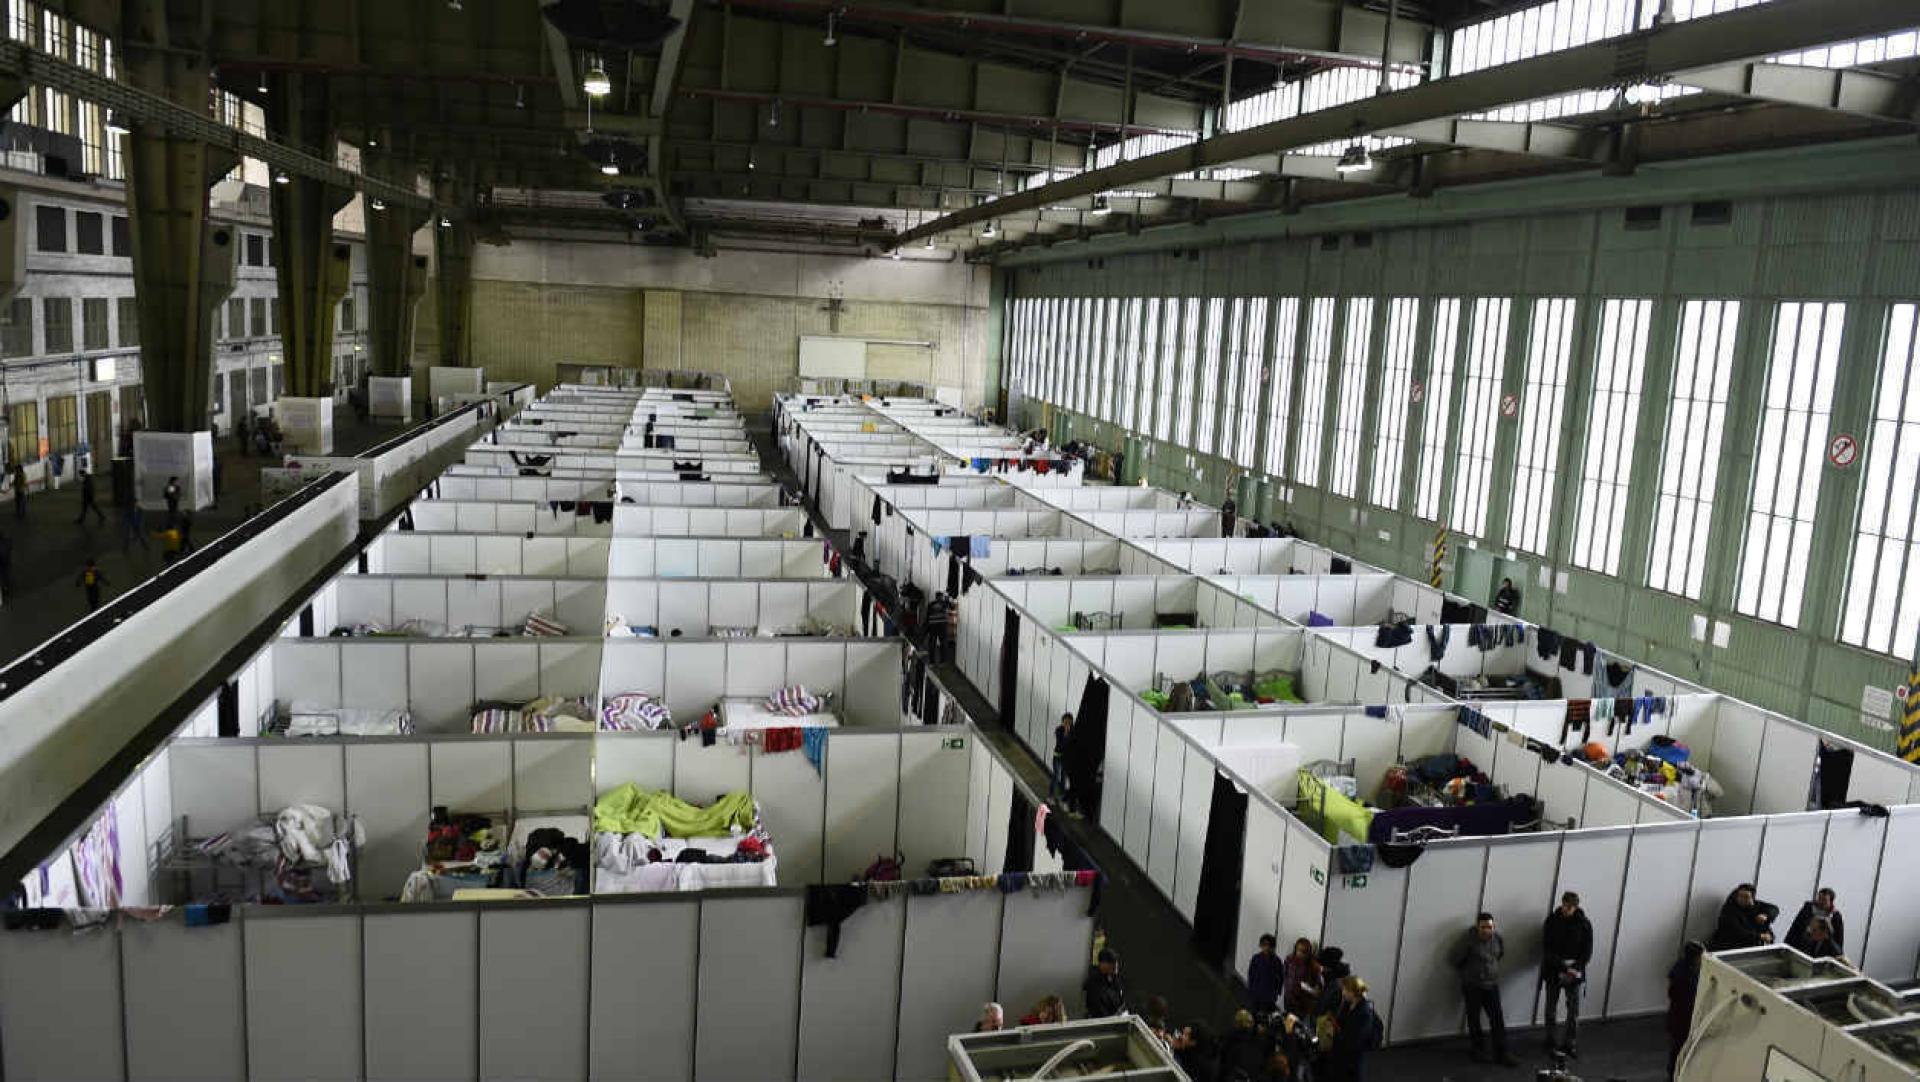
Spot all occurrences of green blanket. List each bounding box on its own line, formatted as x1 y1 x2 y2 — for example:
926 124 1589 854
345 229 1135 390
1253 675 1301 703
1297 771 1373 844
593 784 755 838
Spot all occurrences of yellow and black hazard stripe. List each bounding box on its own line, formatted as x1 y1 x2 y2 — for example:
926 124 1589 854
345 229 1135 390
1429 528 1448 588
1901 667 1920 764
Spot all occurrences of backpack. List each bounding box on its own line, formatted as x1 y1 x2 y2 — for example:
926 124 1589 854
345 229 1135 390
862 853 903 882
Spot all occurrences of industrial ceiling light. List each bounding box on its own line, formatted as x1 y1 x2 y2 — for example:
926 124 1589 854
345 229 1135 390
823 11 837 46
601 159 620 176
369 196 387 211
889 247 900 260
273 169 291 184
515 84 527 109
924 235 935 250
439 214 451 228
447 0 462 10
104 111 128 136
1090 195 1110 216
257 71 269 94
768 99 780 129
1335 142 1372 174
583 57 612 98
981 221 997 238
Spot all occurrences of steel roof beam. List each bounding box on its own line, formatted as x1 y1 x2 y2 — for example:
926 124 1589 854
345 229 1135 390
897 0 1919 244
1677 60 1919 124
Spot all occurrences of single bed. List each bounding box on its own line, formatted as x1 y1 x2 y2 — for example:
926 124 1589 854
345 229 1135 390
591 786 777 893
275 702 414 737
718 694 841 732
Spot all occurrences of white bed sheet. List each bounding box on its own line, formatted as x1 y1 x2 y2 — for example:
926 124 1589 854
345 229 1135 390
285 703 412 737
719 697 841 732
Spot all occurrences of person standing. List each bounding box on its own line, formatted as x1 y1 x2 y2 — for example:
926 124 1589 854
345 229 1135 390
1494 577 1521 615
1451 912 1517 1066
11 461 27 521
1540 891 1594 1058
73 469 106 525
925 591 953 663
1082 948 1127 1018
1220 495 1238 538
1321 976 1382 1082
1785 887 1845 955
236 412 251 457
162 476 182 528
1049 712 1074 804
1666 941 1704 1080
75 557 108 611
120 499 148 555
1280 937 1324 1021
1246 934 1283 1017
177 511 195 556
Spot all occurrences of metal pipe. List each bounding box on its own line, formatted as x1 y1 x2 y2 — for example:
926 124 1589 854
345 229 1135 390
702 0 1426 72
676 86 1190 138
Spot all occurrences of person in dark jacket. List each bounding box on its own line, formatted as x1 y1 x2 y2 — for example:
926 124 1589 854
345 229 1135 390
1665 941 1704 1080
1321 976 1380 1082
1247 934 1283 1015
1540 891 1594 1057
1220 496 1238 537
1450 913 1516 1066
1708 884 1779 950
1171 1021 1220 1082
1313 946 1351 1018
74 469 105 525
1083 948 1126 1017
1050 712 1074 804
1493 577 1521 615
1218 1010 1266 1081
1784 887 1845 955
1795 918 1844 959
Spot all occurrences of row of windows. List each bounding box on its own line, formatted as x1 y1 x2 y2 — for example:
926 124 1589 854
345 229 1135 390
0 296 138 357
35 205 131 257
1007 294 1920 658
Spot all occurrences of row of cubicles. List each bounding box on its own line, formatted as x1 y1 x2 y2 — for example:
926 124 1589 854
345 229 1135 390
873 466 1920 1046
1 383 1094 1082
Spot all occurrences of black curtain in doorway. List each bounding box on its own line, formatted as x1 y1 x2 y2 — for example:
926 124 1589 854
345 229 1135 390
1066 676 1110 825
997 606 1020 727
1006 789 1036 872
1191 770 1249 969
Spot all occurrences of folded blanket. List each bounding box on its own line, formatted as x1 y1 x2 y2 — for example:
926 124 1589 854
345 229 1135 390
601 692 672 731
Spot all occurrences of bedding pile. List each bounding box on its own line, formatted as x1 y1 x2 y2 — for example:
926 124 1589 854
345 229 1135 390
470 695 595 733
600 691 673 731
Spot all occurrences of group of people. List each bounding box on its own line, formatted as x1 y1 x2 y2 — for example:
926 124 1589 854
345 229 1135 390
1242 937 1380 1081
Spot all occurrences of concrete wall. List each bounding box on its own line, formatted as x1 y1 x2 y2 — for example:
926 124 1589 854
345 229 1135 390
468 238 992 410
1003 171 1920 753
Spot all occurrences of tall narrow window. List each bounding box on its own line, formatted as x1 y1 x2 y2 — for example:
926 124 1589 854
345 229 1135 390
1842 304 1920 655
1144 299 1159 435
1196 298 1226 454
1328 299 1376 498
1570 299 1654 575
1037 299 1056 403
1736 301 1846 627
1372 298 1420 510
1648 300 1740 599
1234 299 1268 468
1100 298 1123 422
1292 298 1338 487
1449 298 1512 536
1061 298 1082 407
1414 299 1463 521
1115 298 1142 432
1173 298 1202 447
1153 299 1178 441
1508 297 1578 554
1262 298 1302 478
1217 299 1247 462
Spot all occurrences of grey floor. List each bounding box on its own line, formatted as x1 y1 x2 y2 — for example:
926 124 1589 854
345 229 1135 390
0 406 411 667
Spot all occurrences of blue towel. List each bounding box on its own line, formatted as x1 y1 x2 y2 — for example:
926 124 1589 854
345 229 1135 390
1307 610 1334 627
970 535 992 558
803 727 829 775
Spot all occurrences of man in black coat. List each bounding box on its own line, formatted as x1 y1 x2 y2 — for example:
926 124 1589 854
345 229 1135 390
1083 948 1127 1017
1540 891 1594 1057
1785 887 1846 956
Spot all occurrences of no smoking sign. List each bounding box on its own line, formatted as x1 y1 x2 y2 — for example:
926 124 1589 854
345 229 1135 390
1828 434 1858 469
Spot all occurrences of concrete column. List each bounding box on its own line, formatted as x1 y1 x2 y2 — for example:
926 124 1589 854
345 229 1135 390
432 178 475 368
120 45 236 432
264 73 353 399
365 156 429 379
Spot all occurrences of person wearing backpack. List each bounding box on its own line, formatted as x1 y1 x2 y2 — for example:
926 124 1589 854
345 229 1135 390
1321 976 1381 1082
75 557 109 611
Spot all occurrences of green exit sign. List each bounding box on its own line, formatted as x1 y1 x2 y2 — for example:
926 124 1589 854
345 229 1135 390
944 738 966 750
1344 874 1369 889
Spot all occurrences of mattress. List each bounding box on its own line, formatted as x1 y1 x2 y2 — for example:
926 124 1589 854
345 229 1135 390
719 697 840 732
592 800 777 894
283 704 413 737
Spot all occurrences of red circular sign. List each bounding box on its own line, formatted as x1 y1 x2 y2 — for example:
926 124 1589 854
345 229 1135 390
1828 434 1858 469
1499 393 1518 418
